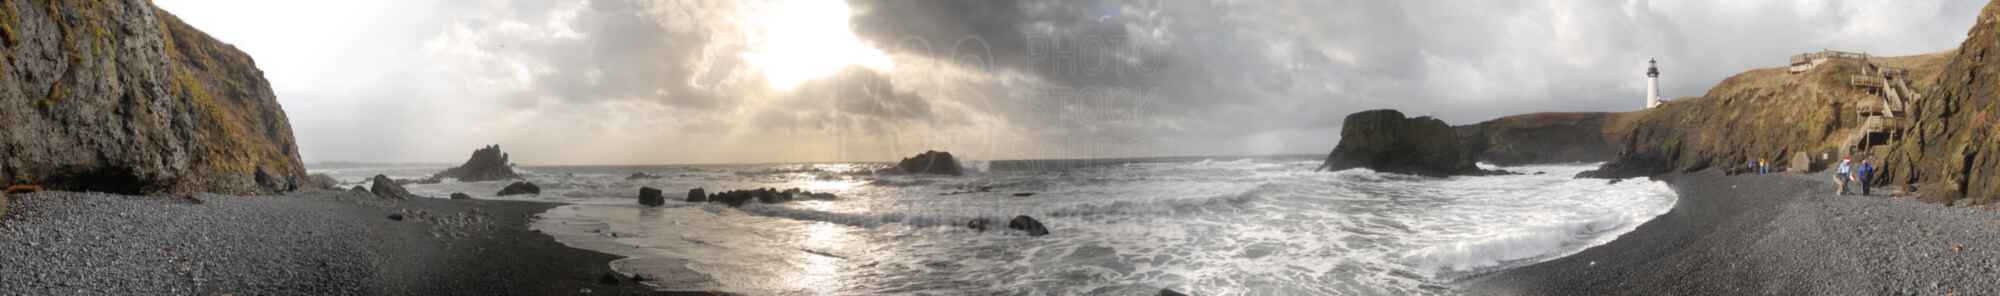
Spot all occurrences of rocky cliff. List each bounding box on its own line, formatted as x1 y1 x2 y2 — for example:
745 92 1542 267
1880 1 2000 205
1580 50 1951 180
0 1 304 194
1457 112 1637 166
1319 109 1500 177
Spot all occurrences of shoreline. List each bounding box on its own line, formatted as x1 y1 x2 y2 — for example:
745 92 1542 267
0 190 722 295
1464 171 2000 295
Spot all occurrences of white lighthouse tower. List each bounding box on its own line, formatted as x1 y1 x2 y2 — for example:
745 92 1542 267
1645 59 1663 109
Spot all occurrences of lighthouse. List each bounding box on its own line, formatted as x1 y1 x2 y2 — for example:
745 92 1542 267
1645 59 1663 109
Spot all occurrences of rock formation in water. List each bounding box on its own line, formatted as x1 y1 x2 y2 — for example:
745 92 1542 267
637 187 664 207
625 172 663 180
686 188 706 203
369 175 417 199
434 145 521 182
0 1 307 194
699 187 835 207
496 181 540 196
897 151 963 175
1007 215 1050 236
1318 110 1501 177
1456 112 1635 166
449 192 471 200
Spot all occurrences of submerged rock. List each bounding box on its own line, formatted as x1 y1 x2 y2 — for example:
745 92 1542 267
638 187 665 207
496 182 541 196
967 218 993 231
1159 289 1190 296
0 3 307 195
625 172 663 180
450 193 472 200
701 187 834 207
433 145 522 182
897 150 964 175
687 188 707 203
369 175 418 200
1317 110 1500 177
1007 216 1050 236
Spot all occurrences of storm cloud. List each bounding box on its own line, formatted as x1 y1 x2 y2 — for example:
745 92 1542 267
155 0 1983 164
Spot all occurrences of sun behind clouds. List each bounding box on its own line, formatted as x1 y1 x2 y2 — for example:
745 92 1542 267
741 0 894 91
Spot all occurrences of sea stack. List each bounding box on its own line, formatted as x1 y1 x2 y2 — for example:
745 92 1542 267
434 145 522 182
897 150 964 175
1318 110 1494 177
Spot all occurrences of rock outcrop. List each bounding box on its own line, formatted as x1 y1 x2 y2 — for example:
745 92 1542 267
1007 216 1050 236
1456 112 1636 165
369 175 417 199
637 187 664 207
449 192 472 200
1880 2 2000 205
496 181 539 196
698 187 835 207
686 188 706 203
0 1 306 195
1318 110 1500 177
897 151 963 175
1579 49 1953 180
433 145 520 182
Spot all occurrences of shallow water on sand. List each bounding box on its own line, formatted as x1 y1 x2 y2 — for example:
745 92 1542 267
317 157 1676 295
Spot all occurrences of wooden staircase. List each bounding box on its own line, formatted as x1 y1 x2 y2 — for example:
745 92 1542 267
1846 64 1917 156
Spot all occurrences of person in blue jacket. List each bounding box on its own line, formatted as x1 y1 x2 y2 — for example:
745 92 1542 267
1856 159 1875 196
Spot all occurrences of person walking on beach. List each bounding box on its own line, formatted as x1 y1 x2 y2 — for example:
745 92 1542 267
1759 158 1769 175
1857 159 1875 196
1834 157 1853 195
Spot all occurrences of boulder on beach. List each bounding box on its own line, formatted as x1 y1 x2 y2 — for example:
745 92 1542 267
1317 109 1500 177
433 145 522 182
638 187 665 207
369 175 418 199
297 174 340 192
1007 215 1050 236
687 188 707 203
450 193 472 200
897 150 964 175
497 182 541 196
348 186 369 195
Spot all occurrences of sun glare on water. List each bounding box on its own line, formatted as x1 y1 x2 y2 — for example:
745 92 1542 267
743 0 894 91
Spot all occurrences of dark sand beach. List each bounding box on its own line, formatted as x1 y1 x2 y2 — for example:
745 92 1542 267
0 190 720 295
1468 171 2000 295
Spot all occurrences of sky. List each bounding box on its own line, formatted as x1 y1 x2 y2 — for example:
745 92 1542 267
151 0 1985 165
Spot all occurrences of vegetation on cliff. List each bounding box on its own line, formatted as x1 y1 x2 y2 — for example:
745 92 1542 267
1457 112 1639 166
0 1 303 194
1881 1 2000 205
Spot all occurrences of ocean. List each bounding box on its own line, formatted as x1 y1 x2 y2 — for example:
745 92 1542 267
311 156 1676 295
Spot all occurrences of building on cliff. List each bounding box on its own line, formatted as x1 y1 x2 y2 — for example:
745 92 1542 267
1645 59 1664 109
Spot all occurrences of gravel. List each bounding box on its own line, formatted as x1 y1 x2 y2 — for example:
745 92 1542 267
1465 170 2000 295
0 190 719 295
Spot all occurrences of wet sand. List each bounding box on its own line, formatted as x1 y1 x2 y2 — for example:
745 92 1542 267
1466 171 2000 295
